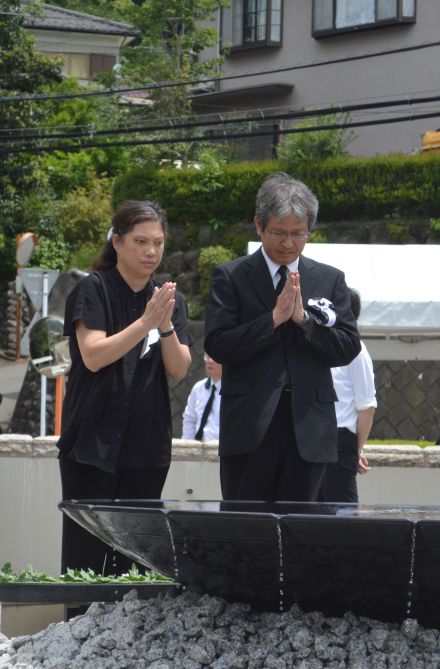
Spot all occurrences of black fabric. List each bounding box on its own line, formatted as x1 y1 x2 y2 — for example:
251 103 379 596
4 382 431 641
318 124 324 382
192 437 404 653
220 392 326 502
319 427 359 503
204 248 360 464
275 264 288 296
195 384 216 441
57 267 191 473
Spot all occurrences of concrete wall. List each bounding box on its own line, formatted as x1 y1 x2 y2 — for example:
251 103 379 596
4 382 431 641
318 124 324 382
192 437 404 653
195 1 440 156
1 435 440 577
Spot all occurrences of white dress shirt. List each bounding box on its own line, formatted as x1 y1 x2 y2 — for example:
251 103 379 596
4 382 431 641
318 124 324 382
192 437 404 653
181 377 221 442
331 341 377 434
260 246 299 289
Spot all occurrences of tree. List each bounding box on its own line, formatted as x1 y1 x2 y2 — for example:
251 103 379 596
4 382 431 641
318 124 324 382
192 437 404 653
0 0 62 279
52 0 228 165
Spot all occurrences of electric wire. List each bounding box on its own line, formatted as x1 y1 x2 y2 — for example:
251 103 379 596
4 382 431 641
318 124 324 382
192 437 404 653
1 108 439 157
2 93 439 144
1 37 440 105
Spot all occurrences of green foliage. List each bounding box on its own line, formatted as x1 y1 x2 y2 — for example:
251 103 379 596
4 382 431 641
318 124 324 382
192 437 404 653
69 242 102 272
429 218 440 239
113 160 277 230
112 163 161 210
277 112 355 170
367 440 435 448
0 561 171 583
299 153 440 221
190 154 225 193
0 0 63 280
113 154 440 234
198 245 235 300
29 237 71 271
57 176 113 247
308 229 329 243
185 298 205 320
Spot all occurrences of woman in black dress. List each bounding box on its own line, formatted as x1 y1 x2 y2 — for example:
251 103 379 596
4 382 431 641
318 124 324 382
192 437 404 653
58 200 191 574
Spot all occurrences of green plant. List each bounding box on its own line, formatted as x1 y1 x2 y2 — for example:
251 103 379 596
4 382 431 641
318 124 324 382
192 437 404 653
0 562 171 584
367 440 435 448
186 298 205 320
308 229 328 243
69 241 102 272
198 245 235 301
429 218 440 238
277 111 356 170
57 176 113 248
28 236 71 271
385 219 411 244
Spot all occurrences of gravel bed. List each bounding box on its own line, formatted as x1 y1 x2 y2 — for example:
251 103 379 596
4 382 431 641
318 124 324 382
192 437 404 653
1 589 440 668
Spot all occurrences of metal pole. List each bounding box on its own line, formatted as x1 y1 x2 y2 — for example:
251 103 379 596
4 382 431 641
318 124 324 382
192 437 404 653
54 376 64 436
40 272 49 437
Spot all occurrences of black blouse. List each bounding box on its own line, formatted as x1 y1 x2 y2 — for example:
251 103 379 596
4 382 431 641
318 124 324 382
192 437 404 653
57 267 190 473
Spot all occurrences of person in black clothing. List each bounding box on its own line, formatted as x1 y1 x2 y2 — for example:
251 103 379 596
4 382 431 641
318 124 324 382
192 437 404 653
58 200 191 575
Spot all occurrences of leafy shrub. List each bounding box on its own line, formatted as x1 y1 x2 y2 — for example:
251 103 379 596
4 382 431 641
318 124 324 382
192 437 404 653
112 154 440 229
277 111 355 170
429 218 440 239
69 242 102 272
198 246 236 301
29 236 71 271
58 176 113 247
111 163 160 210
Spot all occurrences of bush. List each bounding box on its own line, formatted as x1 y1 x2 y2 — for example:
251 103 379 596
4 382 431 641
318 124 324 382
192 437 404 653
198 246 236 301
58 176 113 248
112 154 440 231
277 112 355 170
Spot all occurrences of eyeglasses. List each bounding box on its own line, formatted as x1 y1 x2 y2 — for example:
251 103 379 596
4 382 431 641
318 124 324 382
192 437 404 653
265 228 310 242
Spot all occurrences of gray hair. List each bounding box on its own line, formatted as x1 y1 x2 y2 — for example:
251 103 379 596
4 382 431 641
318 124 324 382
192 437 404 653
255 172 319 231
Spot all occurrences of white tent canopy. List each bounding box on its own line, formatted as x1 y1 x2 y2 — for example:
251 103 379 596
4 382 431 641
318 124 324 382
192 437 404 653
247 242 440 340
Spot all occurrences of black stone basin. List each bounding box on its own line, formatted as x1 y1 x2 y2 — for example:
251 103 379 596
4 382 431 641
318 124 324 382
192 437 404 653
59 499 440 628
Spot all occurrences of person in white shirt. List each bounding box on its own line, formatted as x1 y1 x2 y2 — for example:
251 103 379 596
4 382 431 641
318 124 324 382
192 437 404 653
320 288 377 503
182 354 222 442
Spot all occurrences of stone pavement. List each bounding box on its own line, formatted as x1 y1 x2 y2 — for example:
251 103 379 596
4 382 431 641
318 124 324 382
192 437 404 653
0 356 28 433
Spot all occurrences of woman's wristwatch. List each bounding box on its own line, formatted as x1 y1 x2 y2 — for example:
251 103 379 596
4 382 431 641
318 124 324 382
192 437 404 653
159 324 175 338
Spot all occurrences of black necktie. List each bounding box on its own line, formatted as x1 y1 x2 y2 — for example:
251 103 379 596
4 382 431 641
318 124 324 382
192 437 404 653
275 265 288 296
195 384 216 441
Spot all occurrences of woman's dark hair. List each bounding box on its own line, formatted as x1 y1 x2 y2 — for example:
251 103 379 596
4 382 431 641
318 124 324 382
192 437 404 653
91 200 168 271
349 287 361 321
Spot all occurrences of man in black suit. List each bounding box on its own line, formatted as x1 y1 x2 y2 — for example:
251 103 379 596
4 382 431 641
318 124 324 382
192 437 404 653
204 172 361 502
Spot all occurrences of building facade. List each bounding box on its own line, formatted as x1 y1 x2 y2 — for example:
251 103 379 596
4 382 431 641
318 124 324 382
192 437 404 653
24 4 140 86
194 0 439 157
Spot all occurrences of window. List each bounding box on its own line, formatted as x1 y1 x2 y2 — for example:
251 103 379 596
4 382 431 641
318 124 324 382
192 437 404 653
90 54 117 78
232 0 282 49
312 0 416 37
50 53 91 80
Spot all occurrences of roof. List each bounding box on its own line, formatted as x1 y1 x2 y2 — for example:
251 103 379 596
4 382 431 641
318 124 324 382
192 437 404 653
247 242 440 336
22 3 141 38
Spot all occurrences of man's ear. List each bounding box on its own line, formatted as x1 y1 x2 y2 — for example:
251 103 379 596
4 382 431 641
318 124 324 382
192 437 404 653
254 216 262 237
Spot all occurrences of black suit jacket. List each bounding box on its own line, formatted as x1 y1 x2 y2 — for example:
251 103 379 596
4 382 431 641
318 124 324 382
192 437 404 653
204 248 361 463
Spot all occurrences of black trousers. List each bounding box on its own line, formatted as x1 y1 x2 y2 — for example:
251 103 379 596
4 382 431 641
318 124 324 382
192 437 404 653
220 391 326 502
320 427 359 503
59 456 169 575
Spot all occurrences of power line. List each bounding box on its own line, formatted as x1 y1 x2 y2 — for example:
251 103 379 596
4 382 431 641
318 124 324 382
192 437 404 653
1 108 439 157
1 37 440 105
2 92 440 144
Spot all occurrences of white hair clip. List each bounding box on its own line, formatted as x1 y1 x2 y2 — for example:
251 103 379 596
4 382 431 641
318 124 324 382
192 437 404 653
107 227 114 241
306 298 336 327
